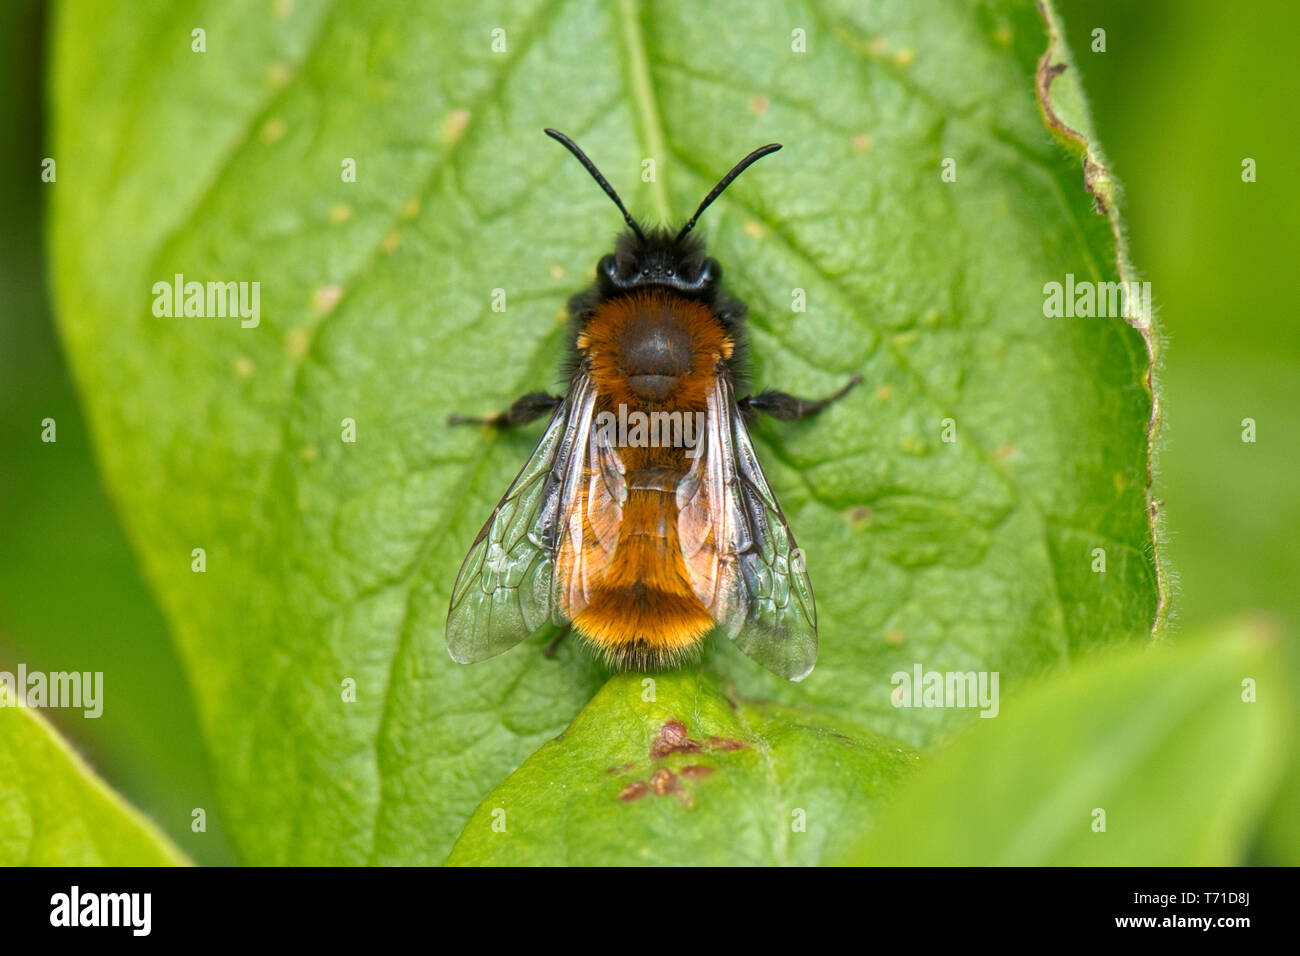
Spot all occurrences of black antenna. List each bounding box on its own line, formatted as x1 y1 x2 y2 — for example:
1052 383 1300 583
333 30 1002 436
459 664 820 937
675 143 782 243
544 128 645 241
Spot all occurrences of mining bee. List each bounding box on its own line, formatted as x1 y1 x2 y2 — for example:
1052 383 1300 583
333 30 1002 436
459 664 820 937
446 129 858 680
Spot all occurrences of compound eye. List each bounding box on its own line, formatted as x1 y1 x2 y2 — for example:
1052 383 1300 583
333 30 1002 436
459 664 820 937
598 254 618 277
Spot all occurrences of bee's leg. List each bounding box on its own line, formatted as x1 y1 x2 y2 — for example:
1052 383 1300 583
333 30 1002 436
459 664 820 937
543 623 572 659
740 374 861 421
447 391 562 427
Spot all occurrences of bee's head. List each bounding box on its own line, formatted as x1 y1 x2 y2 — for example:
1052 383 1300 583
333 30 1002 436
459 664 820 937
596 227 720 298
544 128 780 299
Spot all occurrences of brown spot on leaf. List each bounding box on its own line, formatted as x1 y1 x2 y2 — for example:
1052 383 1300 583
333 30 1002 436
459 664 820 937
681 765 714 779
845 505 872 530
650 768 678 796
651 720 701 758
708 736 747 751
618 781 648 802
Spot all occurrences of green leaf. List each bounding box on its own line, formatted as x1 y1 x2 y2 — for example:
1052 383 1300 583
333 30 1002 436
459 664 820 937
49 0 1158 862
446 670 919 865
1254 632 1300 863
843 621 1291 865
0 1 232 865
0 691 189 865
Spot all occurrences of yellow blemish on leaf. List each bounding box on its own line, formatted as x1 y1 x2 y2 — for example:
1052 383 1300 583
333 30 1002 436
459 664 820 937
286 327 312 359
744 220 766 239
884 628 905 645
260 117 287 144
234 356 255 379
329 203 352 224
312 285 343 315
267 63 291 90
380 230 401 254
893 48 915 68
550 265 566 279
442 108 471 143
852 132 873 152
891 330 919 347
752 94 770 116
400 196 420 220
300 444 319 462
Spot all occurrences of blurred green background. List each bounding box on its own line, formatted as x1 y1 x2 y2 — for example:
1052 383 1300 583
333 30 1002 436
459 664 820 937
0 0 233 862
1 0 1294 865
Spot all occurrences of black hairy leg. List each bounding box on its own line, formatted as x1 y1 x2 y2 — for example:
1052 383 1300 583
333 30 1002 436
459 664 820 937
447 391 562 427
740 374 861 422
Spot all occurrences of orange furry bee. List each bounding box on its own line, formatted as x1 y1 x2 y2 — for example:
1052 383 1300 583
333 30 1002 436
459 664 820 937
446 129 858 680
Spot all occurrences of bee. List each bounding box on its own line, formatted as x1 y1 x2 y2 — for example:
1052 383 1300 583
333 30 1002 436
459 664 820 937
446 129 859 680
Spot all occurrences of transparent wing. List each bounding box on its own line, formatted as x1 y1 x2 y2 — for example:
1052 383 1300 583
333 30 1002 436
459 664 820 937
553 374 625 621
445 373 603 663
678 375 818 681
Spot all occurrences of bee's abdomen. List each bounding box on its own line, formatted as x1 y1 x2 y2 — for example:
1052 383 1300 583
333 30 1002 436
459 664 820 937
570 467 714 669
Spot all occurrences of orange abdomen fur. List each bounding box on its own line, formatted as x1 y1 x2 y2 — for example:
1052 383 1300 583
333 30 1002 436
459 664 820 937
562 290 734 669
